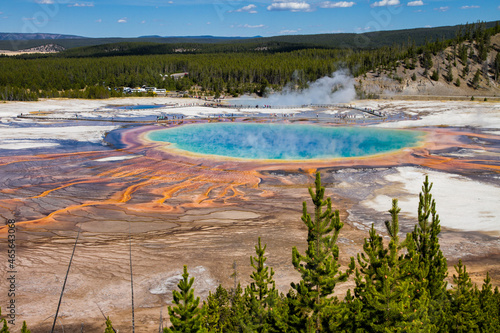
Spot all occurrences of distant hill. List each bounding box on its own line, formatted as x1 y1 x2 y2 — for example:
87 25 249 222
138 35 261 40
0 36 262 51
0 20 498 54
0 43 65 56
0 33 84 41
241 21 500 49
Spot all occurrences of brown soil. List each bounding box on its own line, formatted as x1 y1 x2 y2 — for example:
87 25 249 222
0 120 499 333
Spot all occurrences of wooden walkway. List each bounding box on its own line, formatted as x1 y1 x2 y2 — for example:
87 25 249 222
17 115 154 123
194 103 386 118
16 102 385 123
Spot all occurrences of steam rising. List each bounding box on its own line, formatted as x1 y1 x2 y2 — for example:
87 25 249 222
240 70 356 106
148 123 423 160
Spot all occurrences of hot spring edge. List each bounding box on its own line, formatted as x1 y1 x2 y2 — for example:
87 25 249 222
146 123 424 160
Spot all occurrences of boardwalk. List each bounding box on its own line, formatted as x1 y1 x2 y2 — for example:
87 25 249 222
15 102 387 124
179 102 386 118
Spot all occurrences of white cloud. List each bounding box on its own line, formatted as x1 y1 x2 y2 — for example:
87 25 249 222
233 4 258 13
371 0 400 7
267 1 312 12
407 0 423 6
95 18 102 23
141 20 146 24
68 2 94 7
356 26 373 31
280 28 302 34
117 17 127 23
460 5 479 9
434 6 449 12
206 21 211 25
242 24 265 28
319 1 355 8
35 0 54 4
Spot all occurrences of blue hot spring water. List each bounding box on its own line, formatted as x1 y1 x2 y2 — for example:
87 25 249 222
147 123 423 160
113 104 165 110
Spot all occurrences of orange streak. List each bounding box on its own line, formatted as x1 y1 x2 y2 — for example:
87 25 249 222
31 179 103 199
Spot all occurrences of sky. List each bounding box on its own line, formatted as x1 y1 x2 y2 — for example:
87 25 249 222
0 0 499 38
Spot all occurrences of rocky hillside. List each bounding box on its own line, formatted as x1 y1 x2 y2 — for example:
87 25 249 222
358 32 500 98
0 43 65 55
20 43 65 53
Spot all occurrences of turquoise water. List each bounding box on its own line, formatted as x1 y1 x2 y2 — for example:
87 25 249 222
113 104 165 110
148 123 423 160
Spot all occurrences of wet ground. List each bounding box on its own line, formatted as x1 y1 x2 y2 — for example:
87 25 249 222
0 98 499 332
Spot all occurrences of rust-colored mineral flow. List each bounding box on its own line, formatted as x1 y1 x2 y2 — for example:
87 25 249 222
0 117 499 333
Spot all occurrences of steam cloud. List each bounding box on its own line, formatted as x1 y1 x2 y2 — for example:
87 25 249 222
239 69 356 107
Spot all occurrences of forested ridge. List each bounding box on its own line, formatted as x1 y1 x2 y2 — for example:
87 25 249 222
2 174 498 332
0 21 499 101
1 20 498 52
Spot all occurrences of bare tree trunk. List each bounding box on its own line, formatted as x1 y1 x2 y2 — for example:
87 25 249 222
129 223 135 333
51 229 80 333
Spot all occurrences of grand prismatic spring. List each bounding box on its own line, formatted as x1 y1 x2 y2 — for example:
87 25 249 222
146 123 424 160
1 98 500 332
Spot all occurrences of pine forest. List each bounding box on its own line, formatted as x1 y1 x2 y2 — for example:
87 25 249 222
0 21 499 101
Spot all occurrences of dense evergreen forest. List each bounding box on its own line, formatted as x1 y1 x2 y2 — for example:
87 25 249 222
0 21 499 101
2 174 499 332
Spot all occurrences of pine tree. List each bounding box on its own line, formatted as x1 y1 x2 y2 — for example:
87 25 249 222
477 272 500 332
353 200 423 332
20 321 31 333
289 172 354 332
449 260 479 332
203 293 221 333
245 237 282 332
495 287 500 325
472 69 481 89
400 231 434 332
333 289 364 332
0 319 9 333
203 285 231 332
422 49 433 70
409 175 449 332
459 44 468 64
227 283 251 332
285 288 309 333
462 63 470 77
446 64 454 83
494 53 500 82
354 225 392 332
164 266 206 333
431 70 439 81
104 317 114 333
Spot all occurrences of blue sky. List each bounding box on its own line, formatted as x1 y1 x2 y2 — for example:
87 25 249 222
0 0 499 38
